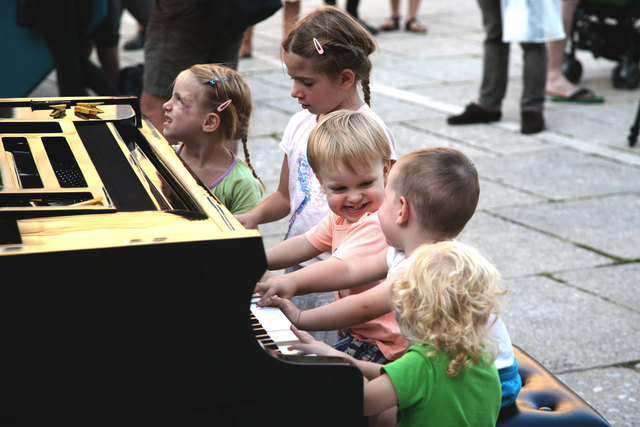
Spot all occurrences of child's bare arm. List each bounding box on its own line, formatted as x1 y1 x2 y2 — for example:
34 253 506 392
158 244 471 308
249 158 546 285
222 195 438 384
266 234 321 270
363 374 398 416
296 279 394 330
288 326 398 416
262 278 393 331
257 250 389 303
288 326 382 380
235 156 291 229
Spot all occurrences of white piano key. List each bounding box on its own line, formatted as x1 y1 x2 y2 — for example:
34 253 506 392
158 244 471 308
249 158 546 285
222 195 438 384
250 304 292 332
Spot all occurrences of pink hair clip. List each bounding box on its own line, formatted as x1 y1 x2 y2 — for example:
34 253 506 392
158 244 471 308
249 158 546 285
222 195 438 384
217 99 232 112
313 37 324 55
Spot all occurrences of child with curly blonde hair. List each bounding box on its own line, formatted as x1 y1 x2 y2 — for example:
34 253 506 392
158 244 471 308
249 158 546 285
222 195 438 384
289 240 504 426
262 148 521 414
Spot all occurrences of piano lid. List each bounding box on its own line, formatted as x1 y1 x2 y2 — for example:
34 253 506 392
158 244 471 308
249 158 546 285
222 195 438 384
0 96 259 254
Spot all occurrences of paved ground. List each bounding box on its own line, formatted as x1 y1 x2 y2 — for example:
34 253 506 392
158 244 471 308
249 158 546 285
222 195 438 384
29 1 639 425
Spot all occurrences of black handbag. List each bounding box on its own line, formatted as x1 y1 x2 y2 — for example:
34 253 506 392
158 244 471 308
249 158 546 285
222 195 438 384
204 0 282 31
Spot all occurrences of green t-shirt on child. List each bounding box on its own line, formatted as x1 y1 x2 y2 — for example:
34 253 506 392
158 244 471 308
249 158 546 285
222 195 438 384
210 155 263 214
381 344 501 427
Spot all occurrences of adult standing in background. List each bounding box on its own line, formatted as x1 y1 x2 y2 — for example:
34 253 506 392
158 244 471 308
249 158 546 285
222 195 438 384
239 0 300 59
379 0 427 33
90 0 153 87
29 0 120 96
324 0 379 34
140 0 244 136
447 0 558 135
545 0 604 102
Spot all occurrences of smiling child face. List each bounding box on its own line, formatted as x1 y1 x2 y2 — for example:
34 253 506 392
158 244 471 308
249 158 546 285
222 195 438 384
316 161 389 224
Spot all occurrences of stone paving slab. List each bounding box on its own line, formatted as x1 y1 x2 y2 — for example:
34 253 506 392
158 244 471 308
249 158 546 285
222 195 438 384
458 212 610 278
554 263 640 315
491 194 640 261
472 148 640 200
477 179 545 210
558 368 640 427
501 275 640 372
390 122 490 158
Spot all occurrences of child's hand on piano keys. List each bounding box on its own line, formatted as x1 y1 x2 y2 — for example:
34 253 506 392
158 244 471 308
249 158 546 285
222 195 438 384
261 295 302 325
254 275 297 304
288 326 344 358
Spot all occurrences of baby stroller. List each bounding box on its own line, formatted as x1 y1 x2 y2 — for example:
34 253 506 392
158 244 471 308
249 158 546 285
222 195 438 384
563 0 640 89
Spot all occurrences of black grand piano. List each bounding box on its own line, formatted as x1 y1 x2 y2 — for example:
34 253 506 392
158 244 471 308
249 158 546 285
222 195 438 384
0 97 363 426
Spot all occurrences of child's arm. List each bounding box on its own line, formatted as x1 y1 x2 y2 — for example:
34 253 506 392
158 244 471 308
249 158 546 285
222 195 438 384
256 250 389 302
362 375 399 416
266 234 322 270
265 278 393 330
235 156 291 229
289 326 399 416
288 326 382 379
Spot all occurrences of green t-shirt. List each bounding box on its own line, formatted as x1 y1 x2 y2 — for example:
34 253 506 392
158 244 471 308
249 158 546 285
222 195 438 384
381 345 501 427
210 156 263 214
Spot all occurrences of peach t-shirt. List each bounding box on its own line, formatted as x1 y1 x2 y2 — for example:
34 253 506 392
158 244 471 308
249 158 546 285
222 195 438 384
305 211 409 361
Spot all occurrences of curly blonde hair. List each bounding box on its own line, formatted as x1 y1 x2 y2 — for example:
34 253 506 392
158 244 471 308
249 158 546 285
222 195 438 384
282 6 377 106
183 64 264 190
391 241 505 377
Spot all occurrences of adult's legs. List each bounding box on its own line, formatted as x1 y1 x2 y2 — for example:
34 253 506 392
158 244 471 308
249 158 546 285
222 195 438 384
345 0 379 33
546 0 578 91
92 0 122 86
346 0 360 18
31 1 90 95
520 41 547 134
405 0 427 33
521 42 547 111
447 0 505 124
477 0 509 110
284 0 301 35
545 0 603 101
239 27 253 58
122 0 152 50
380 0 401 31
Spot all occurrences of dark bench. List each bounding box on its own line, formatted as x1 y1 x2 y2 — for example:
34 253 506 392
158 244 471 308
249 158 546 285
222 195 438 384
497 346 610 426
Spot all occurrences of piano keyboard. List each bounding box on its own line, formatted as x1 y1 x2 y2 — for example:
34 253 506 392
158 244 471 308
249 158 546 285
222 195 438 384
250 296 301 355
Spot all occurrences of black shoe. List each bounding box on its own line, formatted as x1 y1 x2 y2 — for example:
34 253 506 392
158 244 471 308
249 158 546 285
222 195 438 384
521 109 545 134
124 30 145 51
447 103 502 125
359 19 379 35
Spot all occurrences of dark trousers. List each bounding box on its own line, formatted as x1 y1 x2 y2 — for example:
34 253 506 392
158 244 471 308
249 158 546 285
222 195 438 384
477 0 547 111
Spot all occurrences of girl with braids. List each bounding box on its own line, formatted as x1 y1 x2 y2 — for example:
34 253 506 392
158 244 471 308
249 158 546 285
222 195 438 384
163 63 264 214
287 241 504 426
235 6 396 344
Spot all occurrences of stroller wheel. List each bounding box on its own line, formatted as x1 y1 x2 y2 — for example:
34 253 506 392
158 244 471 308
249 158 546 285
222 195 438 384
563 55 583 83
612 62 640 89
